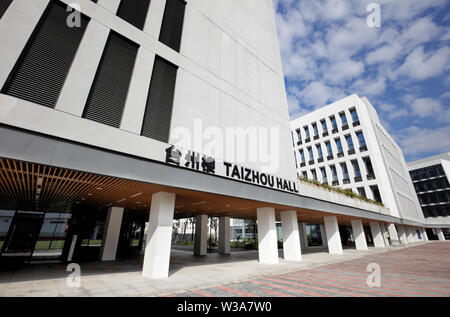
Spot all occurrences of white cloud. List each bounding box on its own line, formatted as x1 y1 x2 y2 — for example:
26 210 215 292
298 81 345 108
395 46 450 80
395 126 450 157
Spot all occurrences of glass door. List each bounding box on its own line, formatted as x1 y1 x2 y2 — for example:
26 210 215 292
0 211 44 264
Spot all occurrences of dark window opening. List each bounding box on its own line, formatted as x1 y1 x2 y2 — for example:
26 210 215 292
117 0 151 30
2 1 89 108
83 32 139 128
141 56 178 142
159 0 186 52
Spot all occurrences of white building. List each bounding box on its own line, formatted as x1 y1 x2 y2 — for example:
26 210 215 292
291 94 424 223
0 0 446 281
407 153 450 239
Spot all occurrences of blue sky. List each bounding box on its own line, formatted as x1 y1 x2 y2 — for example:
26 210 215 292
274 0 450 162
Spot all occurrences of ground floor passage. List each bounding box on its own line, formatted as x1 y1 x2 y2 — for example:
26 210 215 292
1 241 446 297
0 157 448 280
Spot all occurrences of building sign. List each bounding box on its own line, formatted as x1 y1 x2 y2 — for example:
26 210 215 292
165 145 299 194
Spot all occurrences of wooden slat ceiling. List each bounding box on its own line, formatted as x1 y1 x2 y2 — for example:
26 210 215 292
0 157 381 226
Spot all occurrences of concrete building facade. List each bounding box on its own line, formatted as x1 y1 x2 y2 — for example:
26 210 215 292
408 153 450 239
291 94 424 223
0 0 446 282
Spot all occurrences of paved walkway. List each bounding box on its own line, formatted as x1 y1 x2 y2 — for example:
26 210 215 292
173 241 450 297
0 241 446 296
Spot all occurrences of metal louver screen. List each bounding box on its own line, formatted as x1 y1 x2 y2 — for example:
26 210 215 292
117 0 151 30
0 0 13 20
159 0 186 52
2 1 89 108
83 32 138 128
141 56 177 143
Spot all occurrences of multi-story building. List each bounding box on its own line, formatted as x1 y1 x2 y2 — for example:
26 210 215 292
0 0 447 288
291 94 424 223
408 153 450 239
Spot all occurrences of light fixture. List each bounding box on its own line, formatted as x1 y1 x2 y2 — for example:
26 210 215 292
131 192 143 198
192 201 207 205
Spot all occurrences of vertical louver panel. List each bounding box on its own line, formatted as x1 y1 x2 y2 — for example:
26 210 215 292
2 1 89 108
141 56 177 143
83 32 138 128
117 0 151 30
159 0 186 52
0 0 13 20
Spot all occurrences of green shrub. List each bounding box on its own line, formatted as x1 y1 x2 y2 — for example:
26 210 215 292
298 176 384 207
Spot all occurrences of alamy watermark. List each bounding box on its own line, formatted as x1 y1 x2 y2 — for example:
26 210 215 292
366 263 381 287
367 3 382 28
66 263 81 288
171 119 281 174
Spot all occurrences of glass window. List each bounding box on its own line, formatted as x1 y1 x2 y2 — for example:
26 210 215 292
350 108 359 123
340 112 348 126
305 224 323 247
302 171 307 179
356 131 366 147
326 141 333 156
370 185 382 203
316 144 323 158
321 120 328 133
363 157 375 176
312 123 319 136
331 165 338 181
311 169 317 180
346 134 354 151
352 160 361 177
340 162 349 179
308 147 314 161
321 167 328 183
304 126 310 139
299 149 305 163
357 187 367 197
335 138 343 153
330 116 338 130
295 128 302 143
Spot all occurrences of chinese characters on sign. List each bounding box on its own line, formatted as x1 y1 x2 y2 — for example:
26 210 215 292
165 146 216 174
164 146 298 194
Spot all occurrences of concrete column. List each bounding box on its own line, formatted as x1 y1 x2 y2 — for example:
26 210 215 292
0 0 49 86
256 207 279 264
369 222 385 248
351 220 368 251
298 222 308 250
421 228 429 241
324 216 343 255
218 216 230 255
380 223 390 246
320 224 328 247
194 215 208 256
405 227 415 243
397 225 408 245
100 207 124 261
56 20 110 116
280 211 302 261
436 228 446 241
387 224 400 246
143 192 176 279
